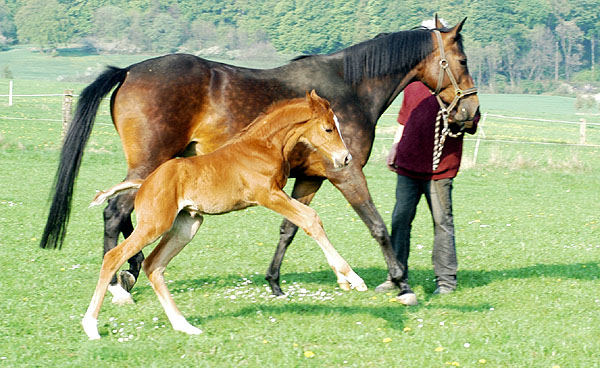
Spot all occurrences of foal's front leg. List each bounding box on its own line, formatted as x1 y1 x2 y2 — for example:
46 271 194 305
261 190 367 291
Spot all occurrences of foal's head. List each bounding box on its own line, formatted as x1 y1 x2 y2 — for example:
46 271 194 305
300 90 352 170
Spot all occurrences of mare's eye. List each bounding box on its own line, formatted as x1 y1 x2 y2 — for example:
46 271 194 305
459 59 467 66
325 128 334 133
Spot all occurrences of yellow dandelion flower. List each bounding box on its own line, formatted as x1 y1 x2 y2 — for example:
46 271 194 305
382 338 392 343
451 362 460 367
304 351 315 358
478 359 486 364
435 346 444 352
262 339 268 344
551 366 560 368
403 327 411 332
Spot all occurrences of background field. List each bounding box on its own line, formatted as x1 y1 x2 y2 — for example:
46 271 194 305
0 52 599 367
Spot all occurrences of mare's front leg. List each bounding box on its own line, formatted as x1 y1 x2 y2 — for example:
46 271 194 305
328 165 406 292
261 190 367 292
266 177 324 296
103 192 143 305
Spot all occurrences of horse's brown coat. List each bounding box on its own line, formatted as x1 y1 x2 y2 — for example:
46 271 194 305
82 91 365 339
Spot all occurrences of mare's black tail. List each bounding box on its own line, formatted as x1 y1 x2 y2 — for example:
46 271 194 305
40 66 128 249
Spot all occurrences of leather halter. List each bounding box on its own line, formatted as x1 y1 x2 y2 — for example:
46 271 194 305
432 30 478 123
430 30 478 171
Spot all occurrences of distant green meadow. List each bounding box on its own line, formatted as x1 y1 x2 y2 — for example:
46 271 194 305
0 50 599 367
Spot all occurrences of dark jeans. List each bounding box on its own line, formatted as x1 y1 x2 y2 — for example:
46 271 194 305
391 175 457 287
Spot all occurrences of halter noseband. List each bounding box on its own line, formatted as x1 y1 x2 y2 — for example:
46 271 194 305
430 29 478 171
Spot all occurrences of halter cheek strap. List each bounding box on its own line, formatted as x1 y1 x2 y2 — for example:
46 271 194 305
431 30 478 171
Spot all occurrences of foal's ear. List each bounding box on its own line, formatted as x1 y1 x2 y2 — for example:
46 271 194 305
307 89 323 113
308 90 330 111
306 90 316 111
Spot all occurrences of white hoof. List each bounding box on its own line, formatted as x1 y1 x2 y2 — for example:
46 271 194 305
171 315 203 335
108 284 134 305
346 272 368 291
352 282 368 292
82 316 101 340
338 281 351 291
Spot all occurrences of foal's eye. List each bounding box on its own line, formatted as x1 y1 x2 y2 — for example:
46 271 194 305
325 127 334 133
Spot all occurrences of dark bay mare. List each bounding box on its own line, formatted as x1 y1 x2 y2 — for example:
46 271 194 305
40 18 479 300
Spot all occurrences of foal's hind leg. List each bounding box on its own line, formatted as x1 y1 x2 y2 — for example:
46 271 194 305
83 225 165 340
142 212 203 335
266 177 324 295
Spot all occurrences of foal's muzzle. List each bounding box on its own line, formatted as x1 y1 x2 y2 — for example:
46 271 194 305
332 150 352 169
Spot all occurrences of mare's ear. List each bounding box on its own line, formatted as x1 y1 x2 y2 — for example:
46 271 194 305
451 17 467 37
435 14 444 29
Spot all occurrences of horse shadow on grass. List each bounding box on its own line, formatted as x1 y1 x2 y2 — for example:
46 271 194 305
139 261 597 330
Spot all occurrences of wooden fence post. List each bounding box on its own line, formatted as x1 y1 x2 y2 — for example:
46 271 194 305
62 89 74 139
8 80 13 106
579 118 586 145
472 112 487 165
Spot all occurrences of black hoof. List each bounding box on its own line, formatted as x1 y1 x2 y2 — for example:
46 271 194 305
118 270 136 292
267 280 285 297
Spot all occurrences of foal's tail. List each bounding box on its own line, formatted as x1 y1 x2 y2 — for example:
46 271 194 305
40 66 129 249
90 180 144 208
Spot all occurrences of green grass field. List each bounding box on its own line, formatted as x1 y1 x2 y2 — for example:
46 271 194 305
0 50 599 367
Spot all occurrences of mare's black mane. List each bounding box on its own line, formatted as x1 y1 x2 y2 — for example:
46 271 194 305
291 29 435 85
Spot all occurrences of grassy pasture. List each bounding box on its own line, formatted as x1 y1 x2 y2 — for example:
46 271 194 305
1 55 600 366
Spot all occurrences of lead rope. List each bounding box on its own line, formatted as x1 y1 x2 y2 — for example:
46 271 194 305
432 108 463 171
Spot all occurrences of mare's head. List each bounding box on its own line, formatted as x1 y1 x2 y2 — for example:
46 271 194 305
418 16 479 126
300 90 352 170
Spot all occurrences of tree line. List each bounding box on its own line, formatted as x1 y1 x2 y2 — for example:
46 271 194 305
1 0 599 93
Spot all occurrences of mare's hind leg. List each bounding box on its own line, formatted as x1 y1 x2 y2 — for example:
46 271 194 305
266 177 324 296
142 212 203 335
103 136 190 302
103 191 142 305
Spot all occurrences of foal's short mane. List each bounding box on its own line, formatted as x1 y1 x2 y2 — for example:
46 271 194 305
230 97 314 141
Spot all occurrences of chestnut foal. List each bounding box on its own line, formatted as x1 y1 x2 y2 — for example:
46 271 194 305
82 91 366 339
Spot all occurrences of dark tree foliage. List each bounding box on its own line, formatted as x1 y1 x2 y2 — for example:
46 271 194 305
2 0 599 90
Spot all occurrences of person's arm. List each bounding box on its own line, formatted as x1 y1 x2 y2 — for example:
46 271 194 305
387 124 404 170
